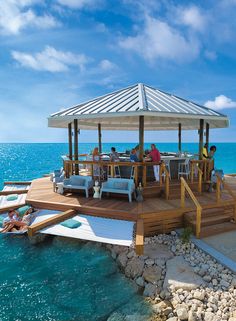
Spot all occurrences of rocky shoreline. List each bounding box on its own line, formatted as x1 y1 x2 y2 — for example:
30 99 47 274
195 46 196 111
106 232 236 321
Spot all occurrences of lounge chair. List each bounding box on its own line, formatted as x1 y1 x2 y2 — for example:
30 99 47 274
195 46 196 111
63 175 94 198
100 178 136 202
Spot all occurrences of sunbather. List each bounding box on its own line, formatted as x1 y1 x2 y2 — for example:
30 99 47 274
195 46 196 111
1 207 36 233
1 209 20 233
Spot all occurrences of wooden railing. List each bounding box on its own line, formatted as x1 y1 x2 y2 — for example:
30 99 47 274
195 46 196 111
63 159 161 187
159 163 170 200
190 159 213 183
180 177 202 238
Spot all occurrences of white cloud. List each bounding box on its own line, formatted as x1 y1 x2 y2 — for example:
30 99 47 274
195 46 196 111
11 46 89 72
98 59 117 71
174 5 208 32
56 0 99 9
205 95 236 110
119 17 200 63
0 0 58 35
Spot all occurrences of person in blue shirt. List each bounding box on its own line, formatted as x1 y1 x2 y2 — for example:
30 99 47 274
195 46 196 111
130 149 139 162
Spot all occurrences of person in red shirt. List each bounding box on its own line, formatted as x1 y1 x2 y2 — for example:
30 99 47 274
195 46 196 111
148 144 161 181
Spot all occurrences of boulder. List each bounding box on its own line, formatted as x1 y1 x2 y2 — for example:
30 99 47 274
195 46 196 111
135 276 145 287
166 318 178 321
125 257 144 279
117 252 128 269
144 243 174 260
112 245 128 255
143 265 162 284
143 283 157 298
163 256 204 291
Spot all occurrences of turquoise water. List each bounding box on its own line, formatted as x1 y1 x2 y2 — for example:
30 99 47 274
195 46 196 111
0 142 235 321
0 143 154 321
0 142 235 189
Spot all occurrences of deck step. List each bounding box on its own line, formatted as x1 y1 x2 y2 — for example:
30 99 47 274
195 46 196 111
199 222 236 238
186 214 233 227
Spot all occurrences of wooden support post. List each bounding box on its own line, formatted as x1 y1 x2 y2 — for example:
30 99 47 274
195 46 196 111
135 219 144 255
181 179 185 208
68 123 73 160
199 119 204 160
134 165 138 186
74 119 79 175
206 123 209 149
143 164 147 187
178 123 182 153
165 174 170 200
216 176 221 202
27 209 76 237
139 115 144 185
196 207 202 238
190 162 194 183
98 123 102 154
198 172 202 194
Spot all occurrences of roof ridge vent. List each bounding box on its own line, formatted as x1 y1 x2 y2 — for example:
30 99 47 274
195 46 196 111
138 83 148 110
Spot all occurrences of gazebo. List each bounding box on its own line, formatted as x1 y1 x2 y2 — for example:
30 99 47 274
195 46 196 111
48 83 229 168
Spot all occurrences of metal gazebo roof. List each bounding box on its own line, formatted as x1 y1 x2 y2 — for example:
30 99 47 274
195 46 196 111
48 83 229 130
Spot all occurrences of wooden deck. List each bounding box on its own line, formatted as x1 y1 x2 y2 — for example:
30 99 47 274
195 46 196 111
26 176 236 238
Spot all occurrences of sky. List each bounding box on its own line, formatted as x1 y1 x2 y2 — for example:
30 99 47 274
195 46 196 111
0 0 236 143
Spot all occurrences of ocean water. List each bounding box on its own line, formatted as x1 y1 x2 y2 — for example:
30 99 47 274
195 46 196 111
0 142 235 189
0 143 154 321
0 142 235 321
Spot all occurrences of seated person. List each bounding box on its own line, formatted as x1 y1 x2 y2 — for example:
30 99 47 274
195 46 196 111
110 147 120 162
1 207 36 233
209 145 216 159
1 209 20 233
19 209 37 231
130 149 139 162
134 145 140 160
92 147 100 161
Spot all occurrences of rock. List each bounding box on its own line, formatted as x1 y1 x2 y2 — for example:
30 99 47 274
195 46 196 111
163 307 173 316
231 278 236 288
125 257 144 279
113 245 128 255
212 279 218 286
111 250 117 260
204 311 215 321
155 258 166 268
127 250 135 259
188 310 198 321
203 275 212 283
143 265 162 284
163 256 204 290
145 258 154 266
193 290 205 301
152 301 167 314
144 243 174 260
220 279 230 288
176 306 188 320
166 318 178 321
117 252 128 269
135 276 145 287
143 283 157 298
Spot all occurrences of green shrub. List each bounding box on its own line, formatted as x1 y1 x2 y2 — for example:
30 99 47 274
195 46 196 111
180 227 192 243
